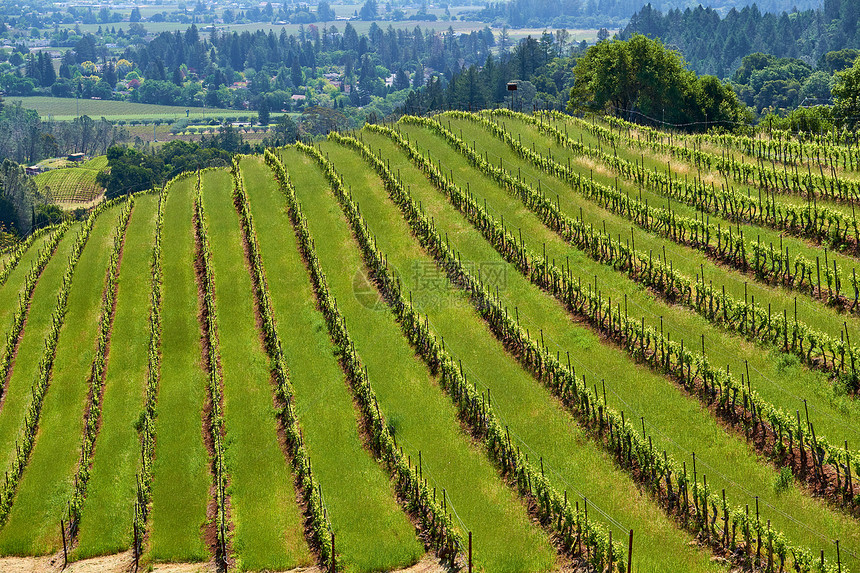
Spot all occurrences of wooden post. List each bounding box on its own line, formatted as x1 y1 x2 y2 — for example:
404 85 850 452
837 539 842 573
755 497 761 561
330 531 336 573
60 520 67 569
468 531 473 573
627 529 633 573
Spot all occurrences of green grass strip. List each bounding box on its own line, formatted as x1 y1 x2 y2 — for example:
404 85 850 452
148 174 210 563
233 158 335 566
0 203 124 555
279 147 557 573
74 193 160 558
240 155 423 572
200 167 310 571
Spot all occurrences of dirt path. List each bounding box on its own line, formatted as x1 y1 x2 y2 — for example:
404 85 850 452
0 552 444 573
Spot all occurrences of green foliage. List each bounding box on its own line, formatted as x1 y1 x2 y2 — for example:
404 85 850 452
774 466 794 494
299 106 350 137
832 57 860 128
623 2 859 79
33 203 63 229
568 35 750 130
101 140 234 198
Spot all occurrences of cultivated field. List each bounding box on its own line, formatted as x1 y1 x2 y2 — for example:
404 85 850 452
0 111 858 572
35 164 105 205
11 97 253 122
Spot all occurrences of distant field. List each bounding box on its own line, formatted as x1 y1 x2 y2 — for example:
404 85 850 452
81 156 108 170
57 18 571 38
10 97 251 122
34 164 104 205
506 27 599 43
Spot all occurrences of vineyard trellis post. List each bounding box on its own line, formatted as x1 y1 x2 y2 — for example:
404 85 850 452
627 529 633 573
60 519 67 569
468 531 472 573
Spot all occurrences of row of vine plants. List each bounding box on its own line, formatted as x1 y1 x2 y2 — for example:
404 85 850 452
0 197 121 526
370 120 860 515
132 180 171 560
68 198 134 538
229 158 335 567
192 171 230 569
265 148 465 569
419 112 860 389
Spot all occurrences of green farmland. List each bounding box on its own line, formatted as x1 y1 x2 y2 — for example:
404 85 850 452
11 96 256 122
0 111 857 573
34 163 104 205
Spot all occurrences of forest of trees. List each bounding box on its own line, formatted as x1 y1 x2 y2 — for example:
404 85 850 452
0 102 127 164
404 32 578 114
8 22 498 126
622 0 860 77
471 0 822 29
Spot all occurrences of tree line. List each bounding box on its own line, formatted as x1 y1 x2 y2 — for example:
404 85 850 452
622 0 860 78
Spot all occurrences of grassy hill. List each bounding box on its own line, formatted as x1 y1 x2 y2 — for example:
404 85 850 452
34 161 105 207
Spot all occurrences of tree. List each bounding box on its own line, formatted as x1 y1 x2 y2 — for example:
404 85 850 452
100 145 159 198
299 106 349 136
265 114 298 146
393 68 410 91
257 98 270 125
412 64 425 89
291 59 303 88
130 7 142 22
569 35 749 130
103 61 117 88
359 0 378 20
33 204 63 230
74 34 97 64
832 57 860 128
317 1 336 22
498 26 510 54
0 159 37 233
